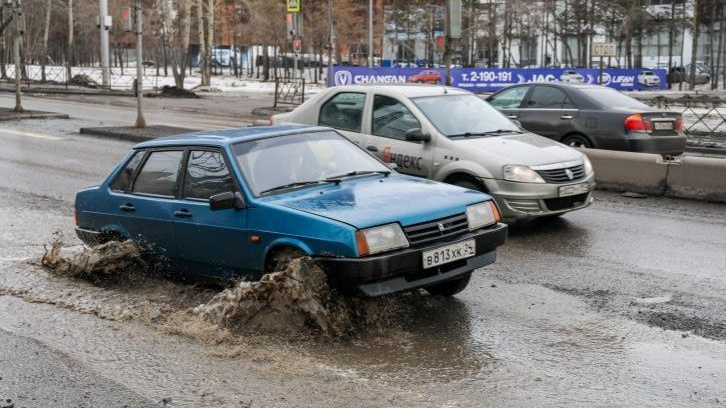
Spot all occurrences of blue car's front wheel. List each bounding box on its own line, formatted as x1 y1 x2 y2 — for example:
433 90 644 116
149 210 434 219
265 246 307 272
423 273 471 297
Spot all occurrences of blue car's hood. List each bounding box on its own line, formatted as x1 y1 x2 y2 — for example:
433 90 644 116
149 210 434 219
260 174 490 229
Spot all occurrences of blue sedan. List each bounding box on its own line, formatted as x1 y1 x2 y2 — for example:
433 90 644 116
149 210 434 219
74 125 508 296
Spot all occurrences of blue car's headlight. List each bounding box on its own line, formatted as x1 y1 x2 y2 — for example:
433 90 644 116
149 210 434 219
466 201 500 231
355 223 409 256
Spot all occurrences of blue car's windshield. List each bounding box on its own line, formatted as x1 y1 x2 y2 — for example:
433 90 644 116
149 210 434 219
412 94 520 137
233 131 390 196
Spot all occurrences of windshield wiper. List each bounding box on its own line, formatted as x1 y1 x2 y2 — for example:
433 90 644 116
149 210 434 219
448 129 522 138
259 180 328 195
324 170 390 183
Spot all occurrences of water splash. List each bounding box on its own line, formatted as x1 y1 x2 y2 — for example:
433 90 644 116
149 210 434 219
41 234 145 282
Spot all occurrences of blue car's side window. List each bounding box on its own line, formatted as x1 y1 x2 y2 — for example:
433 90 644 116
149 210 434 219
183 150 236 200
110 151 145 192
131 150 184 197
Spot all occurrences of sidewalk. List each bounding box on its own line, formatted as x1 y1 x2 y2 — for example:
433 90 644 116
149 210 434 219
0 107 68 121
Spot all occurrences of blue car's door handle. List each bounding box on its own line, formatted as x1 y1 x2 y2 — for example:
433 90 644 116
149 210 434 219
119 204 135 212
174 209 192 218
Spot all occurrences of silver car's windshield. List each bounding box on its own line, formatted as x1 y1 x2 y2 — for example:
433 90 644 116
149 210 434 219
233 131 389 196
412 94 520 137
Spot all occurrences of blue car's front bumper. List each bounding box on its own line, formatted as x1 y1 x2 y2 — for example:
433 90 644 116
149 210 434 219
315 223 508 297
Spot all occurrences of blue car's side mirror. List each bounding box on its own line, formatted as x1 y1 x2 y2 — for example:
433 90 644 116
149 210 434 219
210 191 246 211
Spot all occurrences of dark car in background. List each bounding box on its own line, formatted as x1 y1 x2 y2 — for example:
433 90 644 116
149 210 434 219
486 83 687 156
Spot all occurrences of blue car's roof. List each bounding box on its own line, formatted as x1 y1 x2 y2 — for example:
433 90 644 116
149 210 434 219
134 125 329 149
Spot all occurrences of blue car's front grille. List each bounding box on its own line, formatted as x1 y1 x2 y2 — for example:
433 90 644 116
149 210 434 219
403 213 469 248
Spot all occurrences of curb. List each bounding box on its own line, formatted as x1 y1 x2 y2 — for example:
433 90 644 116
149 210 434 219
582 148 726 203
0 111 69 121
79 125 197 142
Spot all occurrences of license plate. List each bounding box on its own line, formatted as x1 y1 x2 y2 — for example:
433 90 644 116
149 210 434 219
422 239 475 269
653 121 674 130
559 182 590 197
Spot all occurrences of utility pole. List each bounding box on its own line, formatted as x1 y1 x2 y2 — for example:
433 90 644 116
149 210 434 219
134 0 146 128
444 2 451 85
13 35 22 112
327 0 333 86
368 0 373 67
8 0 25 113
99 0 110 87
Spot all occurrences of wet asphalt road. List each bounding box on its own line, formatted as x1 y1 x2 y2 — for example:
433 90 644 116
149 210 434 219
0 114 725 407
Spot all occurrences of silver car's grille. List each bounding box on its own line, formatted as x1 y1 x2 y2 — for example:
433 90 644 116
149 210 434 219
535 164 586 184
506 199 542 213
403 213 469 248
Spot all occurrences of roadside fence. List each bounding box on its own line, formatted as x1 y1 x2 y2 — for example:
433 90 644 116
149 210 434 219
273 78 305 108
0 64 161 91
639 95 726 138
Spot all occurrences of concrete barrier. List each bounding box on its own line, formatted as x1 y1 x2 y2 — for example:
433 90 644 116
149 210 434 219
666 156 726 202
581 148 726 203
582 149 668 196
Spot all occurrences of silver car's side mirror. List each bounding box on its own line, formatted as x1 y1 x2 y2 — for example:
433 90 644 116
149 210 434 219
405 128 431 143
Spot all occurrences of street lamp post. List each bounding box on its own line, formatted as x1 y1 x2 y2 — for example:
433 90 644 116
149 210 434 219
99 0 110 87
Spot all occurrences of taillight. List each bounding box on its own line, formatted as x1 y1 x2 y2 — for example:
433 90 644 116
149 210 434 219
624 114 652 133
268 116 273 126
674 116 685 131
73 208 78 226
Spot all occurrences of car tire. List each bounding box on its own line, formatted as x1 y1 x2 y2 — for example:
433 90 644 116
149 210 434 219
452 179 484 192
424 274 471 296
265 246 307 272
561 134 593 149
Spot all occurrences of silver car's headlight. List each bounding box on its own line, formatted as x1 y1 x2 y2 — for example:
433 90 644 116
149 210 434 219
583 156 594 175
355 223 409 256
503 165 545 183
466 201 500 231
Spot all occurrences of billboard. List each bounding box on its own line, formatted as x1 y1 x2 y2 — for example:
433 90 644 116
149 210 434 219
329 66 667 92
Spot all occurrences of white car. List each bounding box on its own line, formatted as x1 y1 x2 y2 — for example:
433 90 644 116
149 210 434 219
637 71 661 87
560 70 585 83
272 85 595 220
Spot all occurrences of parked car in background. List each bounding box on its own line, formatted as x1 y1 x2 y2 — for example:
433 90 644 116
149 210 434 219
74 125 507 297
668 66 711 85
486 83 686 156
273 85 596 221
408 70 442 84
637 70 661 87
560 70 585 83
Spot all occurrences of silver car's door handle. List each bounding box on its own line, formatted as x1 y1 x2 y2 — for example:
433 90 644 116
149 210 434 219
560 115 574 119
366 145 378 152
507 115 518 119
